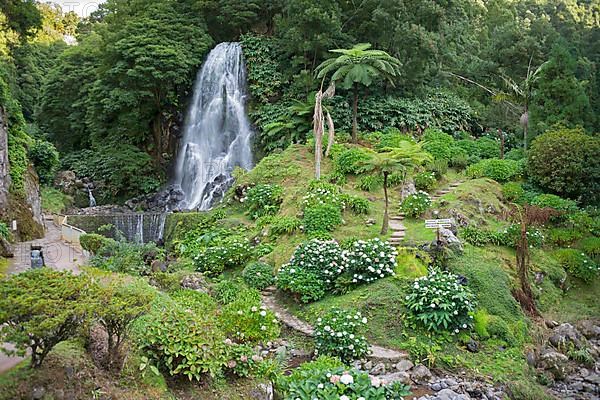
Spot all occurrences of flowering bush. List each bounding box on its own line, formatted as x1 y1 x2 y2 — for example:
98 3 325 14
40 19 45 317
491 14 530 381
315 308 370 363
414 172 437 192
219 290 280 343
242 262 275 290
279 362 411 400
400 191 432 218
501 224 544 248
193 234 252 275
302 182 344 210
242 184 284 219
304 204 343 233
553 249 599 282
345 238 397 284
405 269 476 333
341 193 371 215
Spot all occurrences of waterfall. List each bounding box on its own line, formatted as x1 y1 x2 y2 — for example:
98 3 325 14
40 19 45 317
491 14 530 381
173 42 253 210
87 187 97 208
111 213 167 244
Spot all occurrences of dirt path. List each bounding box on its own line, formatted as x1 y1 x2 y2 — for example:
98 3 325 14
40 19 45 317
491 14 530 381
1 216 87 374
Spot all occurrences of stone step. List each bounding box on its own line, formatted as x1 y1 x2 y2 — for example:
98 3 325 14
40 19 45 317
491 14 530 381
390 215 405 221
391 233 406 239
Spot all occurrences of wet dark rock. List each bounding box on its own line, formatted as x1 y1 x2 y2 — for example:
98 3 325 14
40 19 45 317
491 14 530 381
466 339 479 353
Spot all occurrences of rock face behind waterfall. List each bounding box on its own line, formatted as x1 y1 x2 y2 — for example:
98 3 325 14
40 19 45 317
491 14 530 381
173 42 253 210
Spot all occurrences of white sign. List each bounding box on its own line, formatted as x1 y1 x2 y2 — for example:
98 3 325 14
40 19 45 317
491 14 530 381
425 219 454 229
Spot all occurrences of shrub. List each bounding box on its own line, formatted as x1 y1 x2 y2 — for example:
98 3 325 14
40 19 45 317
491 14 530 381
553 249 599 282
422 129 454 160
213 279 248 304
466 159 522 182
341 194 370 215
91 240 161 276
243 262 275 290
136 302 228 380
193 234 252 276
278 359 410 400
0 221 10 240
335 147 372 175
501 224 544 248
450 154 469 170
219 290 280 343
94 279 156 368
80 233 111 255
171 289 217 311
243 184 284 219
345 238 397 284
475 137 500 159
404 269 476 333
530 194 578 213
546 228 584 247
400 191 432 218
270 216 302 236
303 204 342 233
505 148 525 161
276 268 327 303
314 308 370 362
528 128 600 204
502 182 525 202
0 269 92 368
414 172 437 191
426 159 449 180
302 181 343 209
357 174 382 192
578 236 600 260
461 226 494 247
28 139 59 185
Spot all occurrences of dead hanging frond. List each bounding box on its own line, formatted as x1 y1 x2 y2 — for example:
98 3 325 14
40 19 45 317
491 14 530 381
313 81 335 179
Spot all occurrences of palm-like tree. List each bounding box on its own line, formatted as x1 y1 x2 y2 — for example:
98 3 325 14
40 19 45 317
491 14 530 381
316 43 401 143
359 142 431 234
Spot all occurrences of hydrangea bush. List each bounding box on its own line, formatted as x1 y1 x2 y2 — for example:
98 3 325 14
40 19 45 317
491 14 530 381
345 238 397 284
314 308 370 362
405 269 476 333
414 171 437 192
242 183 284 219
553 249 599 282
279 363 411 400
302 182 344 210
219 290 280 343
193 235 252 275
400 191 432 218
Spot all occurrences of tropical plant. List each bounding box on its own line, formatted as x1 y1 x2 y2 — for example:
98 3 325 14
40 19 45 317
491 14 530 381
316 43 401 142
242 262 275 290
358 143 431 234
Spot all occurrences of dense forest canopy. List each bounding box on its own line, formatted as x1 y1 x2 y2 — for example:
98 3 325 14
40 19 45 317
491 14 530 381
0 0 599 202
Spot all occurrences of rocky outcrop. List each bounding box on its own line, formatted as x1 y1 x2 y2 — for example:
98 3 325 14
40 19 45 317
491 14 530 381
0 107 44 242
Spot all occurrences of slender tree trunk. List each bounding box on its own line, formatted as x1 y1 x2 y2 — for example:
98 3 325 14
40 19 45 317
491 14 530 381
515 221 539 317
498 128 505 159
381 172 389 235
315 128 322 180
522 104 529 151
352 84 359 143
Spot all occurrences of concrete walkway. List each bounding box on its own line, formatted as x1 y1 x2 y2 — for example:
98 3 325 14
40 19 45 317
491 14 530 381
0 216 87 374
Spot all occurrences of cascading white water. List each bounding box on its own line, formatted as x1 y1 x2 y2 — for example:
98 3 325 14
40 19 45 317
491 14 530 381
87 187 97 208
112 213 167 244
173 42 253 210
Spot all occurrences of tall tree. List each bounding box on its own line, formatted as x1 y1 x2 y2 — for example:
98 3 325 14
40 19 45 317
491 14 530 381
316 43 401 143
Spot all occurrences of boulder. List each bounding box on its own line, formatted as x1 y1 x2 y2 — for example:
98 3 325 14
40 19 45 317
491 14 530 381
411 364 432 383
549 323 585 350
577 320 600 340
379 371 411 385
538 350 572 380
370 362 386 375
180 273 210 293
395 359 414 372
439 227 464 254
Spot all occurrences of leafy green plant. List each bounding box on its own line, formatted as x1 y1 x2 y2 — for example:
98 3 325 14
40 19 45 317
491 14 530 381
302 181 344 209
213 279 248 305
242 262 275 290
269 216 302 236
530 194 578 213
80 233 112 255
546 228 583 247
460 226 495 247
0 222 10 241
340 194 371 215
422 129 455 160
426 159 449 180
553 248 599 282
400 191 432 218
405 269 476 333
502 182 525 202
335 147 372 175
414 171 437 191
578 236 600 260
357 174 382 191
219 290 280 344
28 139 59 185
314 308 370 363
303 204 342 233
466 159 523 182
501 224 544 248
276 268 327 303
91 240 161 276
242 184 284 219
